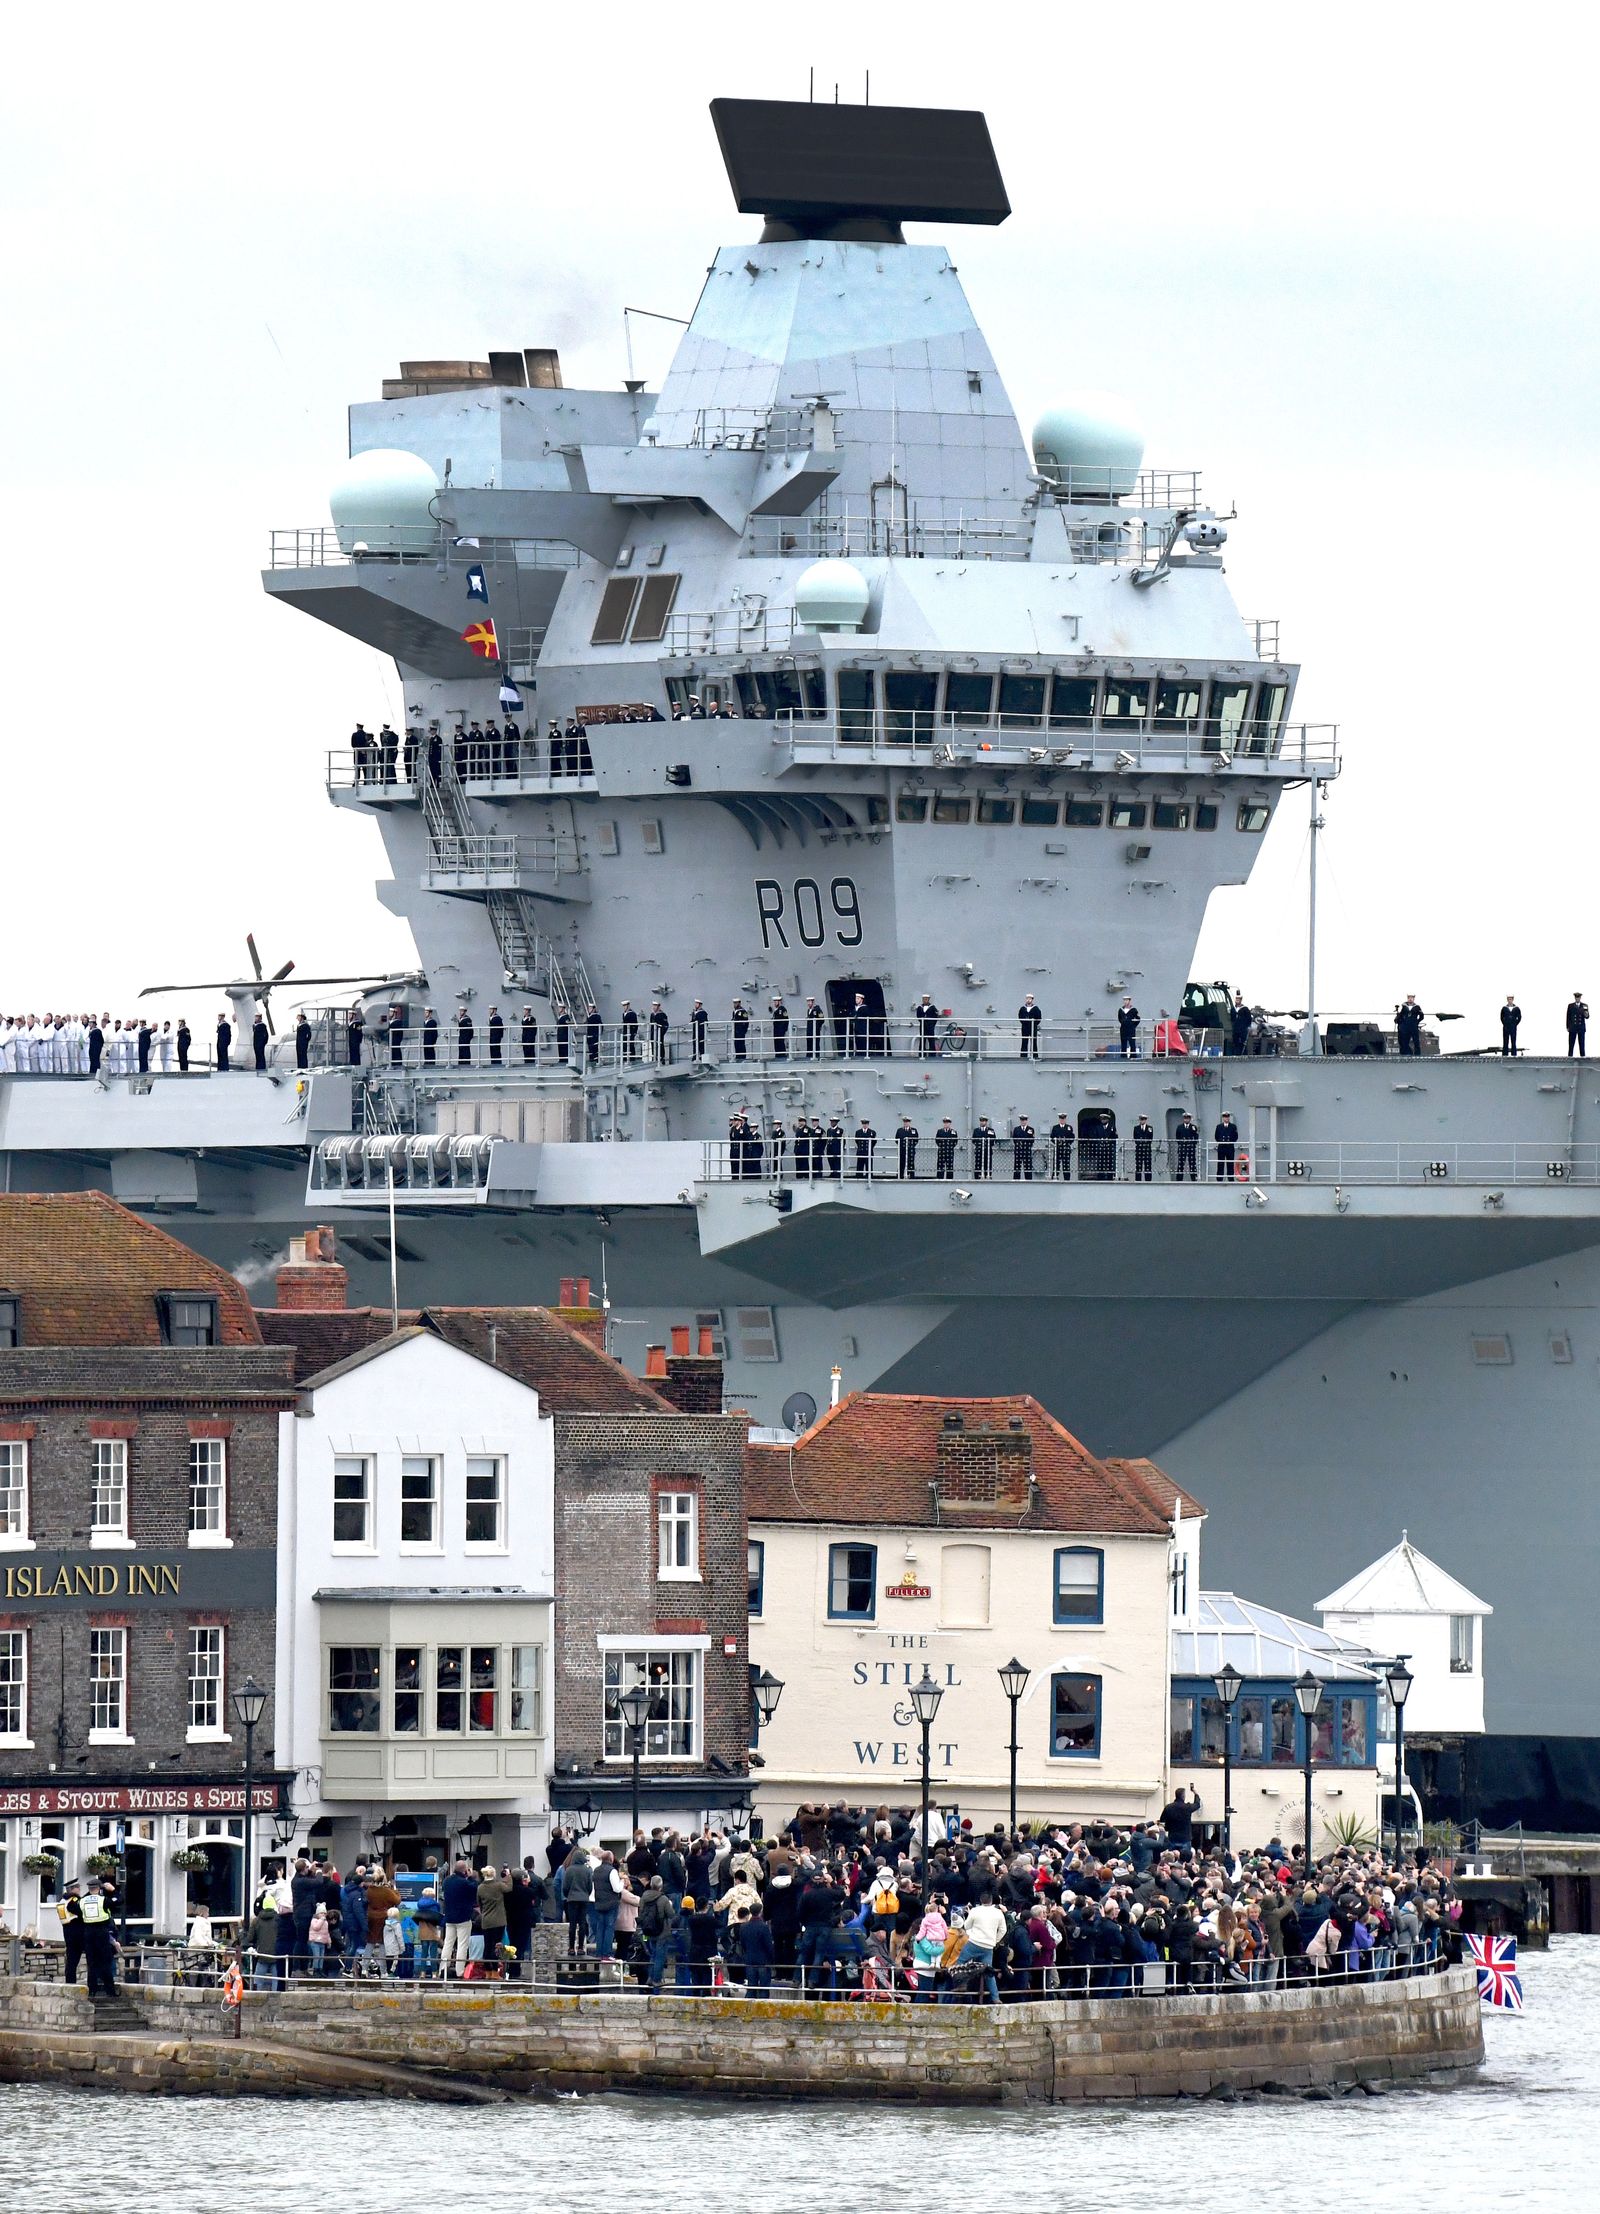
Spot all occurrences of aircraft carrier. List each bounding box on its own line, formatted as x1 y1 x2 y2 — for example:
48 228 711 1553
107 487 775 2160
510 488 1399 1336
3 99 1597 1729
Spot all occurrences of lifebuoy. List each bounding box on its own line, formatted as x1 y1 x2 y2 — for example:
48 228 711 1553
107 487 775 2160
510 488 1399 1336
222 1962 244 2008
1234 1148 1251 1182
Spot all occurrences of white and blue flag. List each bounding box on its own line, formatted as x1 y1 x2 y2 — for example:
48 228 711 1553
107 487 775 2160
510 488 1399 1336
499 679 525 713
466 564 490 604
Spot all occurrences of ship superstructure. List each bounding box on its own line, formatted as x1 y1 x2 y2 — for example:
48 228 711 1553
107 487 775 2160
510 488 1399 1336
4 101 1600 1728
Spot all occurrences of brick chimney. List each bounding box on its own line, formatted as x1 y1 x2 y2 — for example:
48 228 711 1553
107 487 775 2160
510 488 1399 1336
659 1322 724 1414
274 1227 348 1311
935 1410 1032 1510
554 1273 605 1349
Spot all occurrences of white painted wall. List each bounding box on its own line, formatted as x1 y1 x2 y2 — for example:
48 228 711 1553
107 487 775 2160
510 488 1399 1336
1322 1605 1486 1736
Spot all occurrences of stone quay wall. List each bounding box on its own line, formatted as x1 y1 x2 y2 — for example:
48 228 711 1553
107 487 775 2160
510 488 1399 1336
0 1969 1484 2104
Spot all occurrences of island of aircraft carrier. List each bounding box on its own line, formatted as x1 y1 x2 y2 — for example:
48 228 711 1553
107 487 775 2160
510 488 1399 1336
1 98 1595 1728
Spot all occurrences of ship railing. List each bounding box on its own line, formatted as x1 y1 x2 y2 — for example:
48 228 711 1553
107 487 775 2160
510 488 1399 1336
419 833 580 889
696 1135 1600 1187
661 404 817 453
326 746 595 796
663 606 800 655
267 528 579 571
743 511 1033 562
1038 466 1204 508
773 712 1336 772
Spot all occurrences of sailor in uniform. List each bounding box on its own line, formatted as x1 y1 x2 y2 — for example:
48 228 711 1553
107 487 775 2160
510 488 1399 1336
1568 993 1589 1059
648 1000 669 1062
0 1017 13 1074
824 1118 844 1177
915 995 939 1057
1175 1111 1200 1179
1395 996 1424 1056
770 997 790 1060
215 1014 232 1073
689 1000 709 1060
1214 1112 1239 1180
1117 998 1141 1058
853 1118 877 1179
730 1000 750 1062
156 1020 174 1073
1500 996 1521 1057
554 1003 571 1063
351 722 373 783
896 1117 919 1179
794 1117 812 1180
848 993 871 1059
457 1010 475 1066
1011 1116 1036 1180
1049 1114 1074 1181
1133 1114 1155 1182
1229 994 1253 1055
422 1009 439 1066
971 1116 997 1180
139 1021 155 1074
934 1118 958 1180
295 1015 311 1070
176 1019 191 1073
389 1006 407 1067
768 1119 786 1177
619 1002 639 1062
1017 994 1043 1060
521 1007 539 1064
805 998 826 1058
252 1015 269 1072
487 1007 505 1065
347 1006 365 1067
584 1003 602 1066
378 723 399 783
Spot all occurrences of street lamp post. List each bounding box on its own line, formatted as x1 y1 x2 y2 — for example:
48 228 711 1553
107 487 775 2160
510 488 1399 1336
618 1682 651 1839
229 1676 267 2040
909 1668 945 1901
1212 1661 1243 1857
574 1797 600 1841
1384 1657 1414 1870
1294 1669 1324 1886
996 1658 1030 1843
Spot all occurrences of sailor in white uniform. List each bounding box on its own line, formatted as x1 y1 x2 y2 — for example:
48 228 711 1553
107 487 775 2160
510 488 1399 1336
0 1019 14 1074
52 1017 70 1075
156 1020 174 1073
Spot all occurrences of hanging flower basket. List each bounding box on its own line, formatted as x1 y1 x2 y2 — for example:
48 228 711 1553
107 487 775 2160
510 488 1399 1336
84 1851 121 1877
22 1854 60 1878
171 1848 212 1874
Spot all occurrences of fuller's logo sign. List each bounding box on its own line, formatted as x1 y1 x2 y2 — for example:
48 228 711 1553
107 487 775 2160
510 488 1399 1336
884 1572 931 1599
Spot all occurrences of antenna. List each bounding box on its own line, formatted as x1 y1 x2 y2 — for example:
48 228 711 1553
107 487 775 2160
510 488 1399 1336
1306 779 1327 1058
387 1159 400 1331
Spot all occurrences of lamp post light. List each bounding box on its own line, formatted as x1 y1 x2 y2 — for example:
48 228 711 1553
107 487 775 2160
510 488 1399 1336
1211 1661 1243 1856
909 1668 945 1900
618 1682 652 1839
996 1658 1030 1843
1294 1669 1324 1884
1384 1657 1414 1869
574 1796 600 1841
230 1677 268 1926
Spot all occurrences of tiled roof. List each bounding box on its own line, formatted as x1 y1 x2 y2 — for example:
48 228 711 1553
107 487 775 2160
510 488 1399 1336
0 1193 261 1347
1106 1457 1208 1524
1317 1532 1492 1618
746 1392 1172 1535
258 1304 673 1413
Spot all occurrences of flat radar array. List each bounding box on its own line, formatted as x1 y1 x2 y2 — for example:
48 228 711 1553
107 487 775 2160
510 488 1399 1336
709 98 1009 238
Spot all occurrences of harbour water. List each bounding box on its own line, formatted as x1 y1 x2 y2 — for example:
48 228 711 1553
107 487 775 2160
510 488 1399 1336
1 1943 1589 2213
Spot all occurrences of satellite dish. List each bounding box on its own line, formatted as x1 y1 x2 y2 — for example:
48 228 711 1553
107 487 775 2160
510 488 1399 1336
782 1391 818 1434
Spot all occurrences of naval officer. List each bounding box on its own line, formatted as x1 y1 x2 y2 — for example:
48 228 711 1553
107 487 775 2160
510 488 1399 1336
1500 996 1521 1057
295 1014 311 1070
689 1000 709 1060
1049 1113 1074 1181
1174 1112 1199 1181
1395 995 1424 1056
971 1116 997 1180
1017 994 1043 1060
521 1007 539 1064
215 1013 232 1073
176 1018 191 1073
896 1117 919 1179
252 1015 269 1073
1214 1112 1239 1180
1568 993 1589 1059
934 1118 959 1179
488 1007 505 1065
805 997 826 1058
1133 1114 1155 1182
648 999 669 1062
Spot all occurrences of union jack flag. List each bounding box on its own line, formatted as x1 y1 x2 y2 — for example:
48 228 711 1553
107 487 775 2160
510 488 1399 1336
1466 1932 1524 2010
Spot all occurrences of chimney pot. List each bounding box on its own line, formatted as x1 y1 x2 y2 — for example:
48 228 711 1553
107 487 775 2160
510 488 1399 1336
575 1275 591 1309
559 1276 576 1308
645 1344 667 1378
697 1325 715 1357
670 1324 690 1357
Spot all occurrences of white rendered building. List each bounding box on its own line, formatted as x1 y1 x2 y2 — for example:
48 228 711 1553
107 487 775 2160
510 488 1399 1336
1317 1533 1492 1738
275 1328 555 1874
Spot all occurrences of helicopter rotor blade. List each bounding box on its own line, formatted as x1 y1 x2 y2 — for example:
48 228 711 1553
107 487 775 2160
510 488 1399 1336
246 934 264 981
272 960 296 983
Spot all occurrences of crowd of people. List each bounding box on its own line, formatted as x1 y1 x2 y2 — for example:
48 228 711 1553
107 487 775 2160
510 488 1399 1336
208 1804 1459 2004
0 1013 193 1075
349 717 600 785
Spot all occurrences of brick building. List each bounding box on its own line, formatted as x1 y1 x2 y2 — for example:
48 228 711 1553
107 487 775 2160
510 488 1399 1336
0 1195 296 1939
258 1251 753 1852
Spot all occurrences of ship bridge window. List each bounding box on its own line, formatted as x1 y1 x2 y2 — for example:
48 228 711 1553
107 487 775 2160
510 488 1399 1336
862 795 889 825
1102 678 1151 726
896 791 930 823
932 791 972 823
1153 679 1204 730
1109 799 1148 830
977 793 1016 824
630 572 682 643
943 671 995 727
1206 681 1253 749
997 674 1047 729
737 666 819 719
1248 683 1289 755
837 669 876 744
1194 800 1219 831
1153 800 1191 830
1065 797 1103 827
1020 793 1060 825
885 669 938 743
1049 676 1098 730
591 576 641 645
1237 802 1272 832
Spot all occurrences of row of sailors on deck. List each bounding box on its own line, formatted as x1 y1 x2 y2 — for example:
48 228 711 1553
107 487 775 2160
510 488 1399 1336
349 719 596 783
0 1015 192 1075
725 1111 1244 1182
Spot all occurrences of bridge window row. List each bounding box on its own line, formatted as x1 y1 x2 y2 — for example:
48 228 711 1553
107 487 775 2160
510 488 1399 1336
895 791 1272 833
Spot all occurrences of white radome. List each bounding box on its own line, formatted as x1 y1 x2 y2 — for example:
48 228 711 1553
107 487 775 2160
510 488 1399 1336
1031 394 1146 499
793 558 871 633
329 447 440 554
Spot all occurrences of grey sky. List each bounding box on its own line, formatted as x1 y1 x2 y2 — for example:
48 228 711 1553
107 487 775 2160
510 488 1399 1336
6 5 1595 1047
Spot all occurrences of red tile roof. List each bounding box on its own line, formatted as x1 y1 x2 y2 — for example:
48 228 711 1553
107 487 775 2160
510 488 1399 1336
1107 1457 1207 1524
0 1193 261 1347
746 1392 1175 1535
258 1303 674 1413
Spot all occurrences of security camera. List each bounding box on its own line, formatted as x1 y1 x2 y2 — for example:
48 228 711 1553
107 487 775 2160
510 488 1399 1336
1027 746 1047 763
1210 752 1233 773
1183 519 1228 551
1114 748 1136 771
951 1187 974 1204
1250 1185 1267 1206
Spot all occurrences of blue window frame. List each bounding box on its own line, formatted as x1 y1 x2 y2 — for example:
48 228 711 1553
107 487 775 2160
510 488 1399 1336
1048 1671 1101 1758
1053 1546 1104 1625
747 1538 765 1619
1169 1680 1377 1766
827 1541 877 1621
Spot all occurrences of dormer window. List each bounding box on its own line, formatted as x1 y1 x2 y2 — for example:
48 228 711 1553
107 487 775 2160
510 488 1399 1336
159 1294 220 1347
0 1296 18 1348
